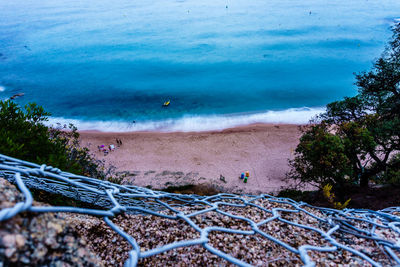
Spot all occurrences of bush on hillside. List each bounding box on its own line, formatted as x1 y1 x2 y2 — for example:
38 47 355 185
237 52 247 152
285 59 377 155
287 23 400 191
0 100 105 178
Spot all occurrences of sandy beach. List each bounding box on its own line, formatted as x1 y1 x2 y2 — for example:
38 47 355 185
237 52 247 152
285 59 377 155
79 124 302 194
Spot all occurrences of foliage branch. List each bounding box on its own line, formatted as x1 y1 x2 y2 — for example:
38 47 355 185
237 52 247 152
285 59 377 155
288 23 400 190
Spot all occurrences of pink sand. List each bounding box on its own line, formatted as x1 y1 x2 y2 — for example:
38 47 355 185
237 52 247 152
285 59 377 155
79 123 302 194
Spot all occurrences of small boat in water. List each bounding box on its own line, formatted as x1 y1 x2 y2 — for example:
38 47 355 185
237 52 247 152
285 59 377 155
162 100 170 107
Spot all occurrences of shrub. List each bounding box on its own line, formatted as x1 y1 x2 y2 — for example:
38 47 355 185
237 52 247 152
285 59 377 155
322 184 351 210
0 100 104 178
287 23 400 190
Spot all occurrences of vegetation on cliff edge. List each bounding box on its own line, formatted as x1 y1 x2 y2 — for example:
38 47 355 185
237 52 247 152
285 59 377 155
287 23 400 198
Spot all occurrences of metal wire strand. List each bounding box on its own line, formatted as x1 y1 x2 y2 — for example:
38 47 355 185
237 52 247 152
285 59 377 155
0 153 399 267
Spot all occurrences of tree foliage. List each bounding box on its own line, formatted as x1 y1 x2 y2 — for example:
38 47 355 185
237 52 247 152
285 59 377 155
288 23 400 189
0 100 105 177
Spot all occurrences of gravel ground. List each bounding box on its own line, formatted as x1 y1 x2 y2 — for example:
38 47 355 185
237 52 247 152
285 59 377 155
67 199 398 266
1 177 399 266
0 178 102 266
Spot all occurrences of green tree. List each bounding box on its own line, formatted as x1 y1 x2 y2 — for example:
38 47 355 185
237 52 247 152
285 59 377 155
288 23 400 189
0 100 104 177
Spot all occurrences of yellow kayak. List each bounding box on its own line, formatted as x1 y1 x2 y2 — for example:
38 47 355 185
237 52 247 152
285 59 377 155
163 100 170 106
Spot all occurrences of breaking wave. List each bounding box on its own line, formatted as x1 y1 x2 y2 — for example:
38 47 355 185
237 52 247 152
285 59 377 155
46 107 325 132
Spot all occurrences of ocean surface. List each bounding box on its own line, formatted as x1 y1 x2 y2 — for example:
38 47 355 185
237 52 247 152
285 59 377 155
0 0 399 132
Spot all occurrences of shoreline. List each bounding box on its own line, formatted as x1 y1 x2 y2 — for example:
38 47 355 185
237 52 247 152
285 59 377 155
78 122 301 134
47 106 323 133
79 123 303 194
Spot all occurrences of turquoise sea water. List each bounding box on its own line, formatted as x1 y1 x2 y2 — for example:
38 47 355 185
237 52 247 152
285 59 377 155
0 0 399 131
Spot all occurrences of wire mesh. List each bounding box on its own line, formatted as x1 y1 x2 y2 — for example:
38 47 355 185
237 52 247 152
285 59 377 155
0 153 399 267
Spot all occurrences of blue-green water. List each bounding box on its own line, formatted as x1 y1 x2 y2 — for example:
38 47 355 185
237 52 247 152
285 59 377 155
0 0 399 131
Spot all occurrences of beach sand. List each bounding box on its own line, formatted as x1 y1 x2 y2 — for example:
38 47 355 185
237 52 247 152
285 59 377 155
79 124 302 194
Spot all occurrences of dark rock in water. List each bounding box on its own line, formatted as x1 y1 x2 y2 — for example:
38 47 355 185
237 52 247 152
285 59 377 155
10 93 24 100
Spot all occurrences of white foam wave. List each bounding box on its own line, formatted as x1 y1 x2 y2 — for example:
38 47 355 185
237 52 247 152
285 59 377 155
0 85 5 92
46 107 325 133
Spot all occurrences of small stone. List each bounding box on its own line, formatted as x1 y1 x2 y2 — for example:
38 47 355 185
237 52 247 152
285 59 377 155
45 237 55 246
47 221 63 234
64 235 75 244
77 248 86 257
34 245 48 258
15 234 25 248
4 247 16 258
2 234 16 248
20 256 30 264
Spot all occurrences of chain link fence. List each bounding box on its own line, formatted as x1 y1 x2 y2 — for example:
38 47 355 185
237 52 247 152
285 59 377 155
0 153 399 266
